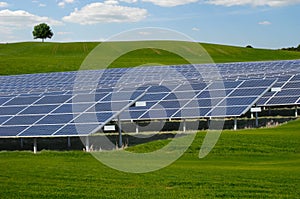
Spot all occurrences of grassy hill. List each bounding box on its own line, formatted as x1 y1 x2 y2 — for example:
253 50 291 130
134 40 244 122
0 119 299 198
1 42 300 75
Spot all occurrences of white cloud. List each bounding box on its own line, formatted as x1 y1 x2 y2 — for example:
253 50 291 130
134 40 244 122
57 31 72 35
259 21 271 25
39 3 46 7
0 1 8 7
192 27 200 31
62 2 148 24
0 9 63 27
120 0 138 3
205 0 300 7
142 0 198 7
104 0 119 5
58 0 75 8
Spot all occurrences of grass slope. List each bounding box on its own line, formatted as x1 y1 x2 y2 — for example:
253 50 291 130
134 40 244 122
1 42 300 75
0 120 299 198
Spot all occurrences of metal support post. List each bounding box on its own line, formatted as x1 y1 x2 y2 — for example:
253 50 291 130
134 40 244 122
33 138 37 154
67 137 71 148
20 138 24 149
183 119 186 132
207 118 210 129
255 112 259 127
234 117 237 131
135 122 139 134
118 116 122 148
295 106 298 117
85 136 90 152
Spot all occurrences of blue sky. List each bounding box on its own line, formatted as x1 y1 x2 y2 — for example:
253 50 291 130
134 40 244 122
0 0 299 49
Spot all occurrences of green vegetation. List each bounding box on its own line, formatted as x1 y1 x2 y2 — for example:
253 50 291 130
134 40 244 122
282 44 300 52
1 41 299 198
1 42 300 75
32 23 54 43
0 120 299 198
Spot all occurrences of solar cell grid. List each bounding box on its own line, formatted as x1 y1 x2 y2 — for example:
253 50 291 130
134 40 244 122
267 97 299 105
0 106 27 116
283 82 300 89
54 124 100 136
275 89 300 96
0 116 11 124
219 97 258 106
208 106 248 117
19 125 63 137
229 88 266 97
37 114 76 125
5 96 40 106
53 103 92 113
0 126 28 137
4 115 43 126
0 60 298 137
164 91 198 100
36 95 73 105
20 105 58 115
140 109 178 119
0 97 11 105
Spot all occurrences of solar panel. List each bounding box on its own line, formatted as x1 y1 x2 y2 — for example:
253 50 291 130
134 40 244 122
267 97 299 106
19 125 63 137
20 105 58 115
119 79 276 120
4 115 43 125
54 124 100 136
36 95 73 105
0 59 299 138
0 126 28 137
0 106 27 116
53 103 93 113
37 114 75 125
5 96 41 106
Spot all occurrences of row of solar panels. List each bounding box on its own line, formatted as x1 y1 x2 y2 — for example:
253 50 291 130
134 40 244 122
0 60 299 138
0 65 300 106
1 60 299 91
0 78 276 137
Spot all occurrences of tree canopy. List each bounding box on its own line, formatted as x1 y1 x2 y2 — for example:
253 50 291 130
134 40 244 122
32 23 53 42
282 44 300 52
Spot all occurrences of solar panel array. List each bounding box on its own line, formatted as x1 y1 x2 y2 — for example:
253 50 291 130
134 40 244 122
0 59 299 138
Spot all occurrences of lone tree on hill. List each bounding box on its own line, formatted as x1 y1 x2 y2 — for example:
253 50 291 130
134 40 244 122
32 23 53 42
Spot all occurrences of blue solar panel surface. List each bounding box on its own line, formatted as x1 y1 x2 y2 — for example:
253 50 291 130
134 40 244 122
0 60 299 137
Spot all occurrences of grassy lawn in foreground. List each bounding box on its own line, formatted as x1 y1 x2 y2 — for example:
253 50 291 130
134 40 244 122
0 119 299 198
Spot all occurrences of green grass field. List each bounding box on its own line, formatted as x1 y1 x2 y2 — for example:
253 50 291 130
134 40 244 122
1 41 299 198
1 42 300 75
0 120 299 198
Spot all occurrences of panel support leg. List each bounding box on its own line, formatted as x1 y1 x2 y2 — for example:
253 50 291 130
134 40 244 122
295 106 298 117
67 137 71 148
255 112 259 128
135 122 139 134
20 138 24 149
85 136 90 152
118 116 123 148
183 119 186 132
33 138 37 154
207 118 210 129
234 117 237 131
